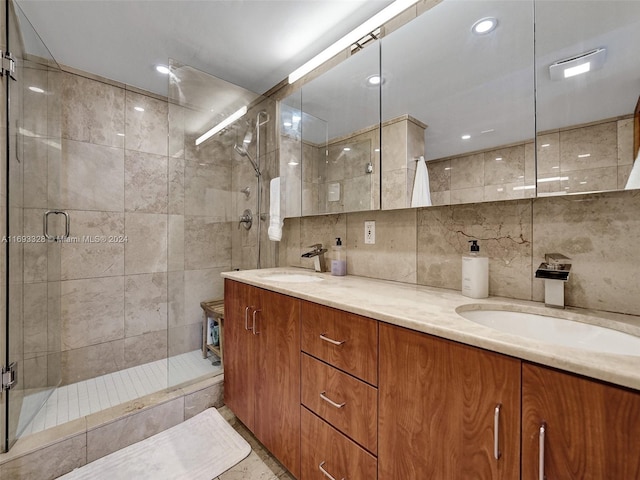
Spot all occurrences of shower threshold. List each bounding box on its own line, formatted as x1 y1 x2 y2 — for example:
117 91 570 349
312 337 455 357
17 350 222 438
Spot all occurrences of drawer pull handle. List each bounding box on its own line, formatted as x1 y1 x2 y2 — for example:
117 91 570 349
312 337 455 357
319 333 345 346
318 461 345 480
539 423 546 480
252 309 261 335
494 404 501 460
320 391 346 409
244 306 252 331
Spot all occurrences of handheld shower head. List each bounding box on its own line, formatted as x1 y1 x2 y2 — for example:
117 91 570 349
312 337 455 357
233 143 261 176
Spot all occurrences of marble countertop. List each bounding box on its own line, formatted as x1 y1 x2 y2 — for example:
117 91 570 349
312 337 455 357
222 267 640 391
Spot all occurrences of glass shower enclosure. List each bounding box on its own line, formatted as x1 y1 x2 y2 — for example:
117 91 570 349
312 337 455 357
1 0 63 451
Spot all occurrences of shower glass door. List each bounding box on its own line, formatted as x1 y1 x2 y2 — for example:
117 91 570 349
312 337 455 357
166 59 276 387
2 0 62 451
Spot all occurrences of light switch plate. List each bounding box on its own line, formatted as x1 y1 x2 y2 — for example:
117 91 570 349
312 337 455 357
365 221 375 244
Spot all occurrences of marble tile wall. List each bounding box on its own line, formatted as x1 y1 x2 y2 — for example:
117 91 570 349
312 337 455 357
280 189 640 317
428 117 633 205
47 70 243 384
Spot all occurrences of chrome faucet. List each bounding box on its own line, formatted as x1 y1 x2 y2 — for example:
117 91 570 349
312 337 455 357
301 243 327 272
535 253 572 308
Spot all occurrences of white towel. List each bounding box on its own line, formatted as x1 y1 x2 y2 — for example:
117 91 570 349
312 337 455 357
411 156 433 207
625 152 640 190
268 177 283 241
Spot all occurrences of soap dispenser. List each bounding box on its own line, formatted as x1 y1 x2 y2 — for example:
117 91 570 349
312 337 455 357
331 237 346 276
462 240 488 299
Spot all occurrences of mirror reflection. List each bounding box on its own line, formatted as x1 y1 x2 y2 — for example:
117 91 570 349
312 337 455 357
380 0 535 208
282 41 381 217
534 0 640 196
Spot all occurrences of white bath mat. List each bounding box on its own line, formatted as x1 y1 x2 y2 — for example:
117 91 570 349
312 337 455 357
59 408 251 480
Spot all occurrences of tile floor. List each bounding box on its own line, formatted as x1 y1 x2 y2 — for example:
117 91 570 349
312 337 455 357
217 406 296 480
18 350 222 437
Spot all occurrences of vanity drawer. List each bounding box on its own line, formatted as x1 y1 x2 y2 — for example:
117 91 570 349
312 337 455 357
301 353 378 454
301 301 378 385
301 407 377 480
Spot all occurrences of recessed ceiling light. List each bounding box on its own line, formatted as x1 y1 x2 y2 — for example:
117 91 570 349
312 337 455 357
367 74 383 86
461 134 471 140
541 143 550 148
155 64 170 75
578 153 591 158
28 86 45 93
134 106 145 112
495 157 503 161
472 17 498 35
343 147 351 152
283 121 292 127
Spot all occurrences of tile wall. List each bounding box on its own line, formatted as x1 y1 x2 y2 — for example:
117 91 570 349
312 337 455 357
45 70 269 384
281 189 640 317
427 117 634 205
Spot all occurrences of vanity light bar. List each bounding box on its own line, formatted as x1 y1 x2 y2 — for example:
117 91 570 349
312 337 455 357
195 105 248 146
288 0 419 84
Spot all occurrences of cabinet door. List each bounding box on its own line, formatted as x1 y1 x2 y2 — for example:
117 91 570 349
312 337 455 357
379 324 521 479
522 363 640 480
223 279 257 430
254 288 301 478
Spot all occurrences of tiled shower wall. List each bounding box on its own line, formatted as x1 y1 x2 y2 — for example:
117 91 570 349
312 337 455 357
280 189 640 317
49 71 236 384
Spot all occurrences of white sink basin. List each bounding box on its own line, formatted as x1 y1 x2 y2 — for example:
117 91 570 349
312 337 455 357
457 308 640 356
261 273 324 283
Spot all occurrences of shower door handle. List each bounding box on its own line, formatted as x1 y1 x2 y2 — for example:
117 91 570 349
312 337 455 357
44 210 70 241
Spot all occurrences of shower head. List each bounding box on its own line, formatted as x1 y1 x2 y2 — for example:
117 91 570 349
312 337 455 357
233 143 261 176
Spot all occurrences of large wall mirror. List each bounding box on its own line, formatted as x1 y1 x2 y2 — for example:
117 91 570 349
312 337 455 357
281 41 381 217
380 0 536 208
279 0 640 217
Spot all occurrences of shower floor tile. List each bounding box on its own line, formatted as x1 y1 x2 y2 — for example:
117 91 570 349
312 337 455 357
18 350 222 438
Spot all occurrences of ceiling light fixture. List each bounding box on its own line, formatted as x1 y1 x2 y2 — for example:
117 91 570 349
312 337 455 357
343 147 351 152
195 105 247 146
471 17 498 35
288 0 419 84
549 48 606 81
461 134 471 140
28 86 45 93
155 64 170 75
367 74 383 86
134 106 145 112
283 121 293 127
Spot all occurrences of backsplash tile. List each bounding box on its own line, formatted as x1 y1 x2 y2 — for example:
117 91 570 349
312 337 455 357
532 190 640 315
282 189 640 316
417 200 532 299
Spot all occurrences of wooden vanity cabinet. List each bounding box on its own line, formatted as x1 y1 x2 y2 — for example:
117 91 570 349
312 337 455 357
378 323 521 480
300 301 379 479
224 279 300 478
522 363 640 480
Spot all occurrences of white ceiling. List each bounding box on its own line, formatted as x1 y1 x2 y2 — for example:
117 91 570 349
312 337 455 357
14 0 395 96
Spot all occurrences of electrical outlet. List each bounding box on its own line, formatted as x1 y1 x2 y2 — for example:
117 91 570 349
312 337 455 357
364 221 375 244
